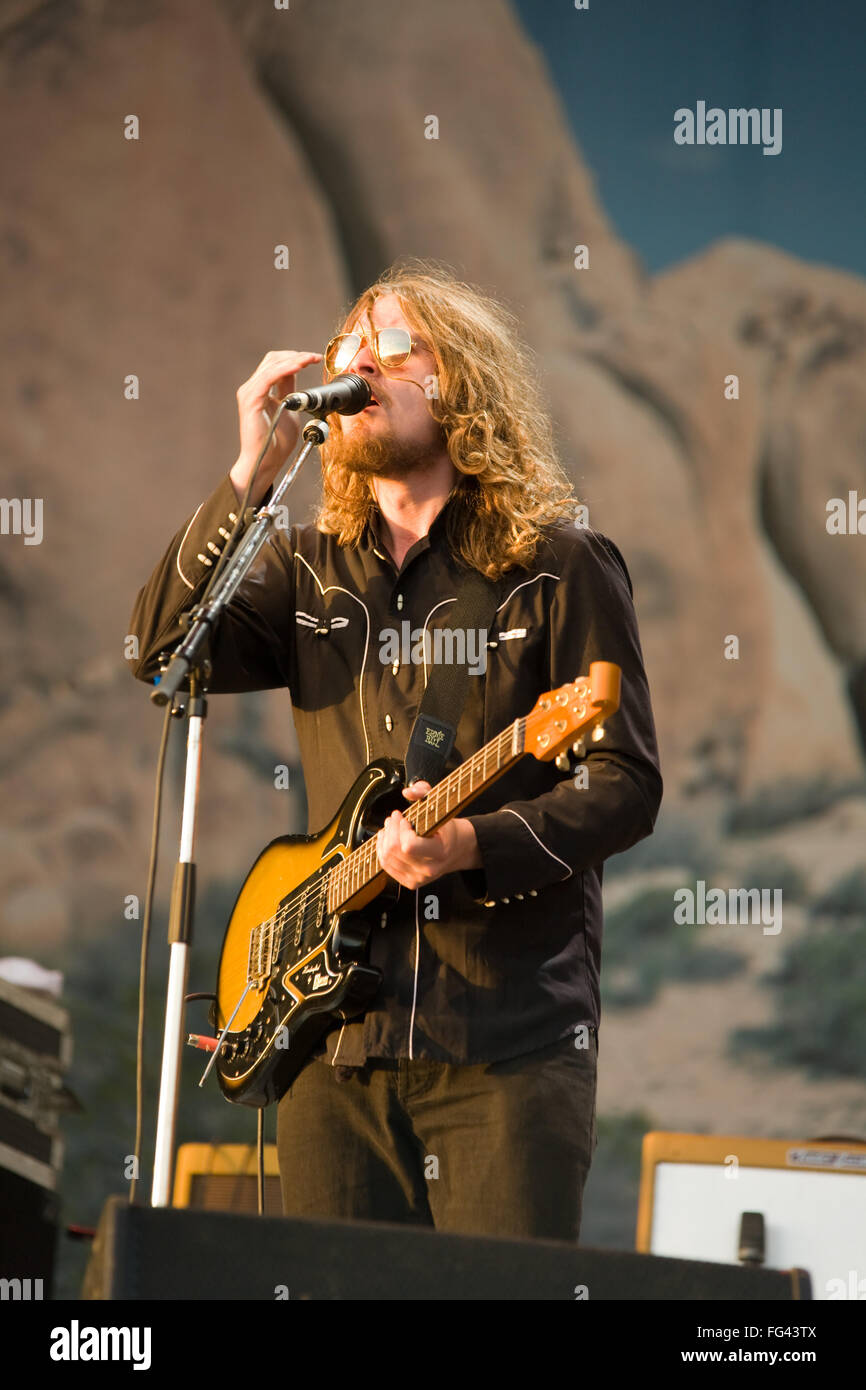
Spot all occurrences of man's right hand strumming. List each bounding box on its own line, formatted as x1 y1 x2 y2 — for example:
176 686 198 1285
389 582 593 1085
229 349 323 506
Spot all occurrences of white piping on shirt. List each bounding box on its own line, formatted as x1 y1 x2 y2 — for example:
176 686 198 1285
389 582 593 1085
420 596 457 689
501 807 573 881
293 555 372 1071
409 572 562 1053
409 597 458 1056
294 553 372 767
495 574 569 884
409 888 421 1060
330 570 564 1066
295 611 350 629
496 572 560 614
331 1021 347 1065
175 503 205 590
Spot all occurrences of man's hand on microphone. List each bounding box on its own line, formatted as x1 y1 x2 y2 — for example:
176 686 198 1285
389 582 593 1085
230 350 322 506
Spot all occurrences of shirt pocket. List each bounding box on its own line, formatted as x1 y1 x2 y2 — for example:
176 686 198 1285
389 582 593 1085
482 615 548 748
291 599 368 713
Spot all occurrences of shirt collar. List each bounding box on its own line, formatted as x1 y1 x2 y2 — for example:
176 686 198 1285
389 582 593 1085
364 482 463 557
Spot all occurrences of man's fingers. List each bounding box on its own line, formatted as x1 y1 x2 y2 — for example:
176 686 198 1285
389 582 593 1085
249 352 322 402
268 357 322 397
402 780 432 801
376 811 452 890
378 812 435 865
394 812 444 862
256 349 322 373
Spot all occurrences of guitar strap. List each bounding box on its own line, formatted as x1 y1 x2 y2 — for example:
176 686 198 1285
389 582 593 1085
404 567 500 788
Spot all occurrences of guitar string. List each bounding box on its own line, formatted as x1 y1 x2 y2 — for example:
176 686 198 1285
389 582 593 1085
266 720 520 958
248 719 526 976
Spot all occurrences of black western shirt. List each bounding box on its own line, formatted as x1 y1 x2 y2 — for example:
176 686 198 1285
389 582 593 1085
129 474 662 1069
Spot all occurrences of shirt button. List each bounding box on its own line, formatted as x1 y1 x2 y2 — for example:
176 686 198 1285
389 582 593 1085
384 714 393 732
396 593 403 610
391 660 399 675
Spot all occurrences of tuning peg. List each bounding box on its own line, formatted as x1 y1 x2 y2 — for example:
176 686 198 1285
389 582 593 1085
555 752 570 772
592 725 606 742
572 738 586 759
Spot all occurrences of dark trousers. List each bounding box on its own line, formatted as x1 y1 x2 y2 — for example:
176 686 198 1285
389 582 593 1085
276 1030 598 1243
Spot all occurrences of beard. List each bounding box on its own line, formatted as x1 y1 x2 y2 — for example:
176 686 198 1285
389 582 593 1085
325 415 446 482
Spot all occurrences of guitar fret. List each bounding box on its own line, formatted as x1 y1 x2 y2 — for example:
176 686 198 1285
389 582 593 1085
328 715 529 914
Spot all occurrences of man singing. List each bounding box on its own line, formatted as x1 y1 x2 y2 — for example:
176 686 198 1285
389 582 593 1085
129 261 662 1242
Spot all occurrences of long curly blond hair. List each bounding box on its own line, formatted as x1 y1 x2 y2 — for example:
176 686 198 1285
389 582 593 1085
316 259 580 579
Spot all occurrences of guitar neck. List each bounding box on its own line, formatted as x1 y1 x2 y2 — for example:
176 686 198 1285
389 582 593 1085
328 717 526 913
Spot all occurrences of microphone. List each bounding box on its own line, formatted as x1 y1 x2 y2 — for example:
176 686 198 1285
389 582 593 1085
282 372 371 416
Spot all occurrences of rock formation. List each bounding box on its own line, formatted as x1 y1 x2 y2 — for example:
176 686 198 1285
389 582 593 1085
1 0 863 952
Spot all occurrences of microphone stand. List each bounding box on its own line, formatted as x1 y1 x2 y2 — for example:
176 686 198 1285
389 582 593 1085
148 415 330 1209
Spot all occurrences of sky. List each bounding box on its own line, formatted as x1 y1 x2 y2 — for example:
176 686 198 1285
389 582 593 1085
513 0 866 280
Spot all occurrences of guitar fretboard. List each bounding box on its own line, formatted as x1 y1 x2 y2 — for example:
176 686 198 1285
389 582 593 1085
327 717 526 913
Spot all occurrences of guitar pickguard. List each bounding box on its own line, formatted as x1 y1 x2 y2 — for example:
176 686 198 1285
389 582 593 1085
213 758 405 1107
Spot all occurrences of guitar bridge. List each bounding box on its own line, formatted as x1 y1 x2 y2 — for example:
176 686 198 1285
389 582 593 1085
247 918 274 986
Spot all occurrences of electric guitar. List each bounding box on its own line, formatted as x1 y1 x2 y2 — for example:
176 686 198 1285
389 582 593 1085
212 661 621 1107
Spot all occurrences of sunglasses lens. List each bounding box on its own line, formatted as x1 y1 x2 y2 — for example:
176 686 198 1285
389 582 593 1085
376 328 412 367
326 334 362 375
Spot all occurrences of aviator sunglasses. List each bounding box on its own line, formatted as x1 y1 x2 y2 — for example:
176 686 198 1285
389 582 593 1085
324 326 417 377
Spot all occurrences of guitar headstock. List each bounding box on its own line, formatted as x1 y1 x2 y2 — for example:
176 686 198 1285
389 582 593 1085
524 661 621 765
